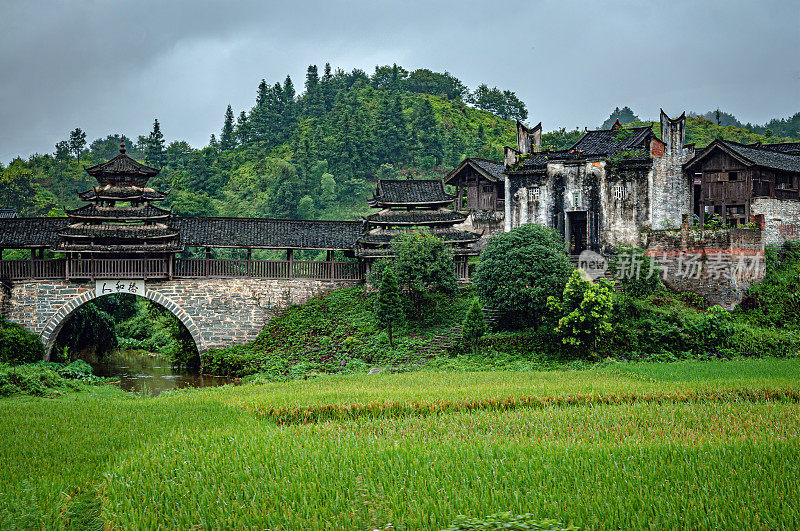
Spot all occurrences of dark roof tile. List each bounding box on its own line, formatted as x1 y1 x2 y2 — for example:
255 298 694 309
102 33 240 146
172 217 364 249
372 179 454 205
0 218 66 248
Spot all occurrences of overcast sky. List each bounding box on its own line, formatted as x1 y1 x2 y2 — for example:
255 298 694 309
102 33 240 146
2 0 798 162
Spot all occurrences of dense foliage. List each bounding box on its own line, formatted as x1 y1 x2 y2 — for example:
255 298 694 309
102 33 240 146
375 268 403 346
548 271 614 359
473 224 573 329
0 319 45 365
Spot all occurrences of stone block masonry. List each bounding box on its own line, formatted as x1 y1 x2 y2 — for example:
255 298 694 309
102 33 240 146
0 277 359 359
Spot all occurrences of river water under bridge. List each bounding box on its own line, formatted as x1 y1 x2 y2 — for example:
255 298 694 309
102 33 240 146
92 349 232 397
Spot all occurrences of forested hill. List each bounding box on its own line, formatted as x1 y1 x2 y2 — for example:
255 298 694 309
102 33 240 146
0 64 526 220
2 63 798 221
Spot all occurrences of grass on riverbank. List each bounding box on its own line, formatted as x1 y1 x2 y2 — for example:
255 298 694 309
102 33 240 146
1 359 799 529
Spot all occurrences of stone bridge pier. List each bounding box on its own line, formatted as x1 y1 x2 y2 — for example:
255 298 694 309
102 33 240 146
0 278 357 359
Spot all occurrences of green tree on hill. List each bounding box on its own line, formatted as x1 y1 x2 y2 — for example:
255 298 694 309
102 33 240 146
145 119 166 167
601 106 639 129
68 128 87 162
220 106 236 151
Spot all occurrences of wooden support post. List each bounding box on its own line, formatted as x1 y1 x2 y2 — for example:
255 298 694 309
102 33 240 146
247 248 252 277
327 250 334 280
287 249 294 279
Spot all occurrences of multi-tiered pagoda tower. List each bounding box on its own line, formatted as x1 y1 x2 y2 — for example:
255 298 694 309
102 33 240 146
356 179 481 271
55 141 181 278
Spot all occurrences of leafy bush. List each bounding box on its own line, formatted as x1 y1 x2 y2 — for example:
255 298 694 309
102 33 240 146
0 320 45 365
548 271 614 360
0 363 89 397
442 513 577 531
740 242 800 329
606 245 662 298
461 299 487 353
473 224 572 329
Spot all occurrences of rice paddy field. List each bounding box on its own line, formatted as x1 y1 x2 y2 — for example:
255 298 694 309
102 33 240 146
1 358 799 529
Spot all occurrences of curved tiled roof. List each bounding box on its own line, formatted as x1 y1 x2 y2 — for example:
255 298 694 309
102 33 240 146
365 210 466 225
686 140 800 173
371 179 454 205
172 217 364 250
67 204 172 220
84 152 159 180
565 126 653 158
0 217 365 251
0 218 65 248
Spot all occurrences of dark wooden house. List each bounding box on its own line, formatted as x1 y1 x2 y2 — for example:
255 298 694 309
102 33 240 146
684 140 800 240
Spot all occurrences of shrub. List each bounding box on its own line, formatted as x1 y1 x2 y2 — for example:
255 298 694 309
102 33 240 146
473 224 572 328
548 271 614 360
391 229 457 320
461 299 487 353
0 320 45 365
375 268 404 346
606 245 662 298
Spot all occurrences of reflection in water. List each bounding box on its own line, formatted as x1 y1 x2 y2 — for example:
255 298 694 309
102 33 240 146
93 349 232 397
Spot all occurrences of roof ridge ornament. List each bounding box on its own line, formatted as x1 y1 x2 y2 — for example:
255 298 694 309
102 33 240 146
119 137 127 155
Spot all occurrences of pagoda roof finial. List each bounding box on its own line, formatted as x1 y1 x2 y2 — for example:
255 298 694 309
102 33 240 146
119 136 126 155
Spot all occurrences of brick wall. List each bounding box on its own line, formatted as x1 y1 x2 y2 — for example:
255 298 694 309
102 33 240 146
644 226 765 308
1 277 358 359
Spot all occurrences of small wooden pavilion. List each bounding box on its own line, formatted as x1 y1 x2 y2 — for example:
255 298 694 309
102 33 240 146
356 179 481 277
54 141 181 278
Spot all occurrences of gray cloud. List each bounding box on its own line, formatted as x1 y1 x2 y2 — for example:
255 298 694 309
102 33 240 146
2 0 798 161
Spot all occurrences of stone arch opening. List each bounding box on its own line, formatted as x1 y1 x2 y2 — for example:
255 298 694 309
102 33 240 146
41 289 206 361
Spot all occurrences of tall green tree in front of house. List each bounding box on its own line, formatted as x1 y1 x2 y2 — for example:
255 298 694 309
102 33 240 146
375 267 404 347
390 229 456 321
547 270 615 360
473 223 572 329
461 298 487 354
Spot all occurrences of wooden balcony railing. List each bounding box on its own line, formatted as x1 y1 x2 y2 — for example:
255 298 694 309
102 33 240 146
174 259 365 281
67 258 171 279
0 259 66 280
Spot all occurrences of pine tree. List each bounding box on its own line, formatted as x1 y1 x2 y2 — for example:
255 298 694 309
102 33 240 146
374 92 407 164
54 140 70 161
145 118 166 166
461 298 487 354
68 128 87 162
412 98 443 165
235 110 250 145
220 105 236 150
305 65 319 92
375 267 403 347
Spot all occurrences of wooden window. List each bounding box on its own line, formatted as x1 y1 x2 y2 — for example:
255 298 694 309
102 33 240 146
728 171 739 182
482 185 494 193
613 185 625 200
528 187 540 201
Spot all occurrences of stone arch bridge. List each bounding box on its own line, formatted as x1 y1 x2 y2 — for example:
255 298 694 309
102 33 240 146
1 277 359 359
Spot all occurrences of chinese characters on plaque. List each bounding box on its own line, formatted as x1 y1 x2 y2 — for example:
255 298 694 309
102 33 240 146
95 280 146 296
